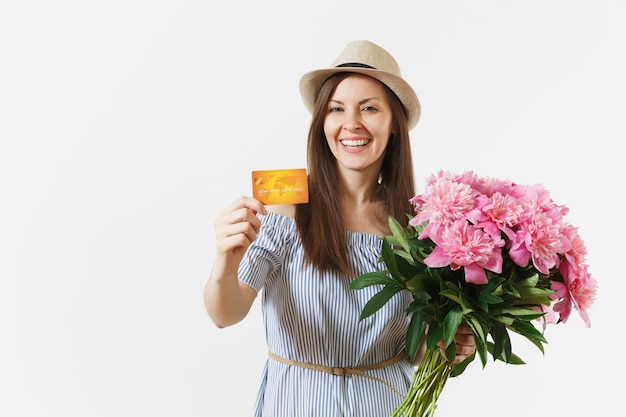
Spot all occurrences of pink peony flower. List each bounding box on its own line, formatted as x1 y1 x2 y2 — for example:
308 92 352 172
469 175 518 198
476 191 523 240
410 179 476 225
409 178 479 243
424 220 503 284
552 261 598 327
508 211 570 274
561 224 588 268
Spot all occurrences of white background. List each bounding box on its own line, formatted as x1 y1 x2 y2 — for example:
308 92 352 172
1 1 624 416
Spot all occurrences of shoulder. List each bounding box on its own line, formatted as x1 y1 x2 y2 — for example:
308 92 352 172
266 204 296 218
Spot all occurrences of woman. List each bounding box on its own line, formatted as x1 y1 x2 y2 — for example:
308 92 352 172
205 40 475 416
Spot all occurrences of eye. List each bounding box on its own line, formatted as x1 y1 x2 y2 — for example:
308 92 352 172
328 106 343 113
361 105 378 112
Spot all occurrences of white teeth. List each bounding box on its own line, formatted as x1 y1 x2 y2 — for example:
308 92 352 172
340 139 369 147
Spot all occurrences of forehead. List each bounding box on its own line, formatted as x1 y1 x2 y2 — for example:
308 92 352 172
331 74 388 100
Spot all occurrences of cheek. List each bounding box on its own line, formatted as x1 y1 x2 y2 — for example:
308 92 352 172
379 120 394 140
323 121 342 148
323 119 336 139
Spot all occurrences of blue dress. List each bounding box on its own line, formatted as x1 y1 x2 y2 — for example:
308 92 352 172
238 212 414 416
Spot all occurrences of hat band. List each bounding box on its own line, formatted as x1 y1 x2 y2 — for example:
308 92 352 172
335 63 376 70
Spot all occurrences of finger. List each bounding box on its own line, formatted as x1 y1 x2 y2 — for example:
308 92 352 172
216 203 262 232
453 346 476 363
215 221 259 255
216 214 260 241
454 332 474 345
222 196 267 216
222 208 262 241
456 324 473 334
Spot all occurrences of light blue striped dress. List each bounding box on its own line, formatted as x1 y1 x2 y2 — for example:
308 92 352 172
238 212 414 416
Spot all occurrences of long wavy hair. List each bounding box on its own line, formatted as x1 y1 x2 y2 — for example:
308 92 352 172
295 72 416 276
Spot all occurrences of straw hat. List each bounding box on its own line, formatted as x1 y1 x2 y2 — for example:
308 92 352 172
299 40 421 130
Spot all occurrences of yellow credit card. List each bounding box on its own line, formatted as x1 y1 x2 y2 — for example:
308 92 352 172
252 168 309 205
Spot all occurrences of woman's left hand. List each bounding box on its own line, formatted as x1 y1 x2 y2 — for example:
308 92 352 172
437 324 476 364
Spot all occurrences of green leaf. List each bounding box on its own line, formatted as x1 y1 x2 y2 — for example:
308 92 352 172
395 251 420 283
358 286 402 320
380 239 400 282
490 322 512 363
502 352 525 365
503 283 521 298
515 312 547 321
477 291 504 311
440 289 463 306
524 337 546 354
349 272 398 290
393 248 416 267
474 333 489 367
405 310 426 360
515 286 554 297
517 273 540 288
497 307 545 317
509 287 554 307
465 315 486 346
388 216 411 254
494 315 515 326
443 307 463 347
485 341 526 364
451 351 475 377
465 315 488 367
407 289 432 305
482 275 506 293
405 273 429 292
511 320 548 344
445 342 456 364
426 322 443 350
405 298 429 314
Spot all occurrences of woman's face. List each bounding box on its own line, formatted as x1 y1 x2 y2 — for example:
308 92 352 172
323 74 394 176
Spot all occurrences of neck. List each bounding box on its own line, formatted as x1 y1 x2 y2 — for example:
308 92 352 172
341 194 389 235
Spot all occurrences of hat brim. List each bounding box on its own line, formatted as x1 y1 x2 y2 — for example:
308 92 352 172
299 67 421 130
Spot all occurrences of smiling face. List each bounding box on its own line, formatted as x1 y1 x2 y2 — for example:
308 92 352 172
323 74 394 177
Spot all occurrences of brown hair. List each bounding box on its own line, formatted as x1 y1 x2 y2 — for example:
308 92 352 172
295 72 416 276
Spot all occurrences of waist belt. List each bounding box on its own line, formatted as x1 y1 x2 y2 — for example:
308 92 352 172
267 350 406 397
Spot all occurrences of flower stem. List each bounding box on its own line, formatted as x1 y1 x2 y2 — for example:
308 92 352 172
391 348 454 417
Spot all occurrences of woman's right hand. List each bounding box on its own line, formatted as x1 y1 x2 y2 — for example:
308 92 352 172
204 196 267 328
213 196 267 277
214 196 267 254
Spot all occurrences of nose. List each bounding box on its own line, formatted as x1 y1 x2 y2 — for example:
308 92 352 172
343 110 362 131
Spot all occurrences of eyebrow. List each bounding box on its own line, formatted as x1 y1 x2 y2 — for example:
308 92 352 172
329 97 382 105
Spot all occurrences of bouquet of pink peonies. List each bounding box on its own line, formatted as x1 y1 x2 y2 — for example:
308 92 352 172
350 170 598 417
